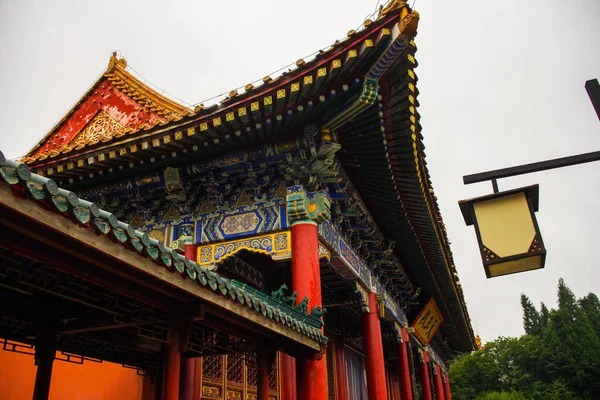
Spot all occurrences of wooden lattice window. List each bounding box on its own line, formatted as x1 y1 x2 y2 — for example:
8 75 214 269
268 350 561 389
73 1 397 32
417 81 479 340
227 355 244 385
202 355 223 382
246 351 257 388
269 355 278 392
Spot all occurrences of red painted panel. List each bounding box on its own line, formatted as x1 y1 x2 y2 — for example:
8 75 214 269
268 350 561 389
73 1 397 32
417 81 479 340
32 79 164 158
280 353 297 400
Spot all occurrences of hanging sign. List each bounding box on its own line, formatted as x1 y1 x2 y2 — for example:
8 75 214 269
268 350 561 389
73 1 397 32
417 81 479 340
411 298 443 345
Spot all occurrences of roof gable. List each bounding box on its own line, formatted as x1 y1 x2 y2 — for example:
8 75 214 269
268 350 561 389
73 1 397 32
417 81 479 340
23 53 192 165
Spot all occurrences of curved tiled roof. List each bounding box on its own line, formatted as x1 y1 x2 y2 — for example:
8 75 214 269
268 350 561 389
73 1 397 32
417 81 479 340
22 2 413 172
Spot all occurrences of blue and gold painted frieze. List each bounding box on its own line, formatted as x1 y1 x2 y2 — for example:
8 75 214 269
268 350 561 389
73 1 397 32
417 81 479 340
196 201 287 244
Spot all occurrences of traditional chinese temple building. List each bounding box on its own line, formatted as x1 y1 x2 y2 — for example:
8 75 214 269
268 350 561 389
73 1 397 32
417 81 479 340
0 1 476 399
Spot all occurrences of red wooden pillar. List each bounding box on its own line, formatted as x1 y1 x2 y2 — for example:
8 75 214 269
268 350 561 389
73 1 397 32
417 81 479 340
443 372 453 400
280 353 297 400
287 186 330 400
291 222 327 400
180 244 200 400
398 327 413 400
434 364 445 400
164 319 189 400
420 350 433 400
334 340 348 400
257 349 270 400
363 292 388 400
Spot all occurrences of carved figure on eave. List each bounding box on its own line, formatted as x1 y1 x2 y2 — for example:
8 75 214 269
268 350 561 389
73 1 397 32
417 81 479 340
271 283 288 301
283 291 297 306
310 305 327 318
297 297 309 313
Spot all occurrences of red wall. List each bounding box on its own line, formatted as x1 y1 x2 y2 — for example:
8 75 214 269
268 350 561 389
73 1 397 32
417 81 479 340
0 348 147 400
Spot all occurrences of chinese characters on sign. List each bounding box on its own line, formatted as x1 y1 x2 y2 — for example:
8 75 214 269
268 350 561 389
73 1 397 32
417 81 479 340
411 298 444 345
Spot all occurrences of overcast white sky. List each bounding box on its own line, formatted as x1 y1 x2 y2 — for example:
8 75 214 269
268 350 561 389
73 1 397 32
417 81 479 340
1 0 599 344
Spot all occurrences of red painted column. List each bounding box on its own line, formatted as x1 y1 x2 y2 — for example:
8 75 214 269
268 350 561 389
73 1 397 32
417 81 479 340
164 320 183 400
257 349 270 400
443 373 453 400
363 292 388 400
280 353 297 400
180 358 199 400
180 244 200 400
291 222 327 400
334 340 349 400
434 364 445 400
420 351 433 400
398 327 414 400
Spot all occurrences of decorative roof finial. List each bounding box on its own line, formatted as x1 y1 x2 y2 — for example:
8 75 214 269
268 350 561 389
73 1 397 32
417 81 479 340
378 0 408 18
107 51 127 72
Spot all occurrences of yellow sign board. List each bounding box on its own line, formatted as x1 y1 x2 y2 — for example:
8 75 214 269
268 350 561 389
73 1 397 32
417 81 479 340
411 298 443 345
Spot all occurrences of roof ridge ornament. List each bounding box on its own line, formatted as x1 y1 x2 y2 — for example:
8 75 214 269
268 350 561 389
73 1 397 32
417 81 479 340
107 51 127 72
378 0 408 18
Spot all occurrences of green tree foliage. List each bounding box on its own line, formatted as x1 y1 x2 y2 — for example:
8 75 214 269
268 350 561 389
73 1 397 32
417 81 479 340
450 279 600 400
580 293 600 337
521 294 542 335
475 391 529 400
539 302 549 331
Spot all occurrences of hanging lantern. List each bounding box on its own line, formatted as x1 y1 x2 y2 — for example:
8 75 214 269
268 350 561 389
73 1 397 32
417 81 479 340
459 185 546 278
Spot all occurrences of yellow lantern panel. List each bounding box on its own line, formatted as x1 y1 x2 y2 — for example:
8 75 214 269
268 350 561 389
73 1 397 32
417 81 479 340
488 254 544 278
473 192 535 258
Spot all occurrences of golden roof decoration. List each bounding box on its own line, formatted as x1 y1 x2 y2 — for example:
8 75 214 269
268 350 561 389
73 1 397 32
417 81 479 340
102 52 192 118
378 0 409 18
